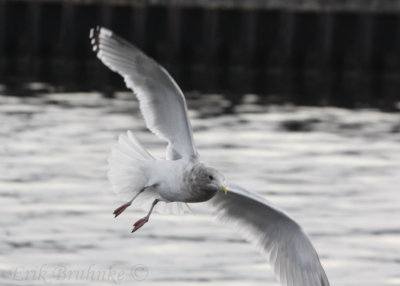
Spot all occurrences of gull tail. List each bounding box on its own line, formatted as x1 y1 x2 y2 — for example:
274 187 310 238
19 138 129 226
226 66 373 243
108 130 153 200
108 130 191 215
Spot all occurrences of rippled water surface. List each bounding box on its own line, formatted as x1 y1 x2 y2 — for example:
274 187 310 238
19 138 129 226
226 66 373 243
1 92 400 286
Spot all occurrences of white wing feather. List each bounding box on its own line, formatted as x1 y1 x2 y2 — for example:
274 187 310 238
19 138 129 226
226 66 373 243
90 27 197 160
210 182 330 286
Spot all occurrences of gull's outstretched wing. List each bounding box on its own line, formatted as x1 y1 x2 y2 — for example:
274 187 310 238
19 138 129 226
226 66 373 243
90 27 197 160
210 182 330 286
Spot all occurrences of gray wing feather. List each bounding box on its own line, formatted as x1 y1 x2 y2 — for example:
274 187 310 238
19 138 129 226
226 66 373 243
209 182 330 286
90 27 197 160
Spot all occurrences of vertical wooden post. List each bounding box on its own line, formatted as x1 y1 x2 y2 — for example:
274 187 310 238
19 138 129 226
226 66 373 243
243 10 257 62
279 11 295 102
379 15 400 110
96 2 113 95
227 9 245 94
241 9 257 92
321 13 334 68
12 2 29 81
0 2 6 80
167 6 181 64
320 12 334 105
99 2 112 27
166 6 182 84
203 8 219 91
329 13 346 107
28 1 41 82
132 4 147 50
257 10 278 99
391 14 400 110
359 13 375 106
58 2 76 89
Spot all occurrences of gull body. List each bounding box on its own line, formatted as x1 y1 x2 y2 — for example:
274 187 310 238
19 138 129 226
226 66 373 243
108 130 225 220
144 158 223 203
90 26 331 286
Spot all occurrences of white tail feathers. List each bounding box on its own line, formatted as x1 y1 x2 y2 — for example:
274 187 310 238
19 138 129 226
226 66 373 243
108 131 153 200
108 130 191 215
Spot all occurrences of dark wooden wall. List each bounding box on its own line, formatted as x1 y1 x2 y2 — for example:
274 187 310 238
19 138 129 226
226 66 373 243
0 0 399 109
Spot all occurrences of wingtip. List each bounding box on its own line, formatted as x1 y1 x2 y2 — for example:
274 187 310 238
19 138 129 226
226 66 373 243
89 26 99 39
89 26 115 55
89 26 102 55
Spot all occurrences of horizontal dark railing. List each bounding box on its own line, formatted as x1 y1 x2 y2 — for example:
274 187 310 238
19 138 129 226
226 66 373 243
6 0 400 13
0 0 399 109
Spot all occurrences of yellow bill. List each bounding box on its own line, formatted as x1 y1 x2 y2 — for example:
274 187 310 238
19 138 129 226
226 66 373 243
220 185 228 195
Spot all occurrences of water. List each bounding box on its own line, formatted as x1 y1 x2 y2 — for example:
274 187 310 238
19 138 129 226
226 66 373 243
0 92 399 286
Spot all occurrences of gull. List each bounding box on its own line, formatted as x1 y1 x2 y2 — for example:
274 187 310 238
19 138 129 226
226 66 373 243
90 26 330 286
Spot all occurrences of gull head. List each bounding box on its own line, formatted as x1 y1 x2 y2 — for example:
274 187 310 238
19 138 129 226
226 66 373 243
185 163 227 203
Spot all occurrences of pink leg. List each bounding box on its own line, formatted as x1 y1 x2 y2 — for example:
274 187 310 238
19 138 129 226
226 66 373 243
113 188 145 217
131 199 160 233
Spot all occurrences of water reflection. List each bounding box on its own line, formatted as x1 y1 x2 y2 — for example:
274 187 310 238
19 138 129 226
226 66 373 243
0 92 399 286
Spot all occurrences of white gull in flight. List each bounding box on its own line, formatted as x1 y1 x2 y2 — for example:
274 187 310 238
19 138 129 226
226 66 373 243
89 26 330 286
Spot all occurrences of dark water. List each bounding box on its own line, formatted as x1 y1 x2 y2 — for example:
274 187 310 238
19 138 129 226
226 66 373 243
1 92 400 286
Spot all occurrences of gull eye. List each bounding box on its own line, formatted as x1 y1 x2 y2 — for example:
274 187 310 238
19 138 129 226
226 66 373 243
208 175 214 181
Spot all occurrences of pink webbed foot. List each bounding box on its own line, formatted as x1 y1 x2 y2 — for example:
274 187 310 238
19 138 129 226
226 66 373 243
131 217 149 233
113 202 131 218
113 188 146 218
130 199 160 233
